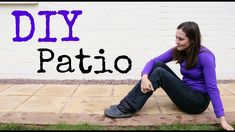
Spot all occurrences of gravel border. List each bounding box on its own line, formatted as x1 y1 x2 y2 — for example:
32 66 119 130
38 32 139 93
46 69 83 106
0 79 138 85
0 79 234 85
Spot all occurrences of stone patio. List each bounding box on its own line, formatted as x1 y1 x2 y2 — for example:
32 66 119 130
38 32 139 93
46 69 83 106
0 83 235 126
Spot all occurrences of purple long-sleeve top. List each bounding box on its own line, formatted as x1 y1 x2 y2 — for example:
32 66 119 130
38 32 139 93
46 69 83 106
141 47 224 118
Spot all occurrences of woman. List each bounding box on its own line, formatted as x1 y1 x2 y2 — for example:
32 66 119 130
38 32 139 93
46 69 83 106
104 21 234 130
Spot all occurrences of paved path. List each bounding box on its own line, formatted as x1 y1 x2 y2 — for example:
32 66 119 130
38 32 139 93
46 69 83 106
0 83 235 126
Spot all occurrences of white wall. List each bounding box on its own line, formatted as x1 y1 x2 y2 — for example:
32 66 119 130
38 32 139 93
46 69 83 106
0 2 234 80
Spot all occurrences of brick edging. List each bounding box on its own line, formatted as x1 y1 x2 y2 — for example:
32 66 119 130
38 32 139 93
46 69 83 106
0 112 223 126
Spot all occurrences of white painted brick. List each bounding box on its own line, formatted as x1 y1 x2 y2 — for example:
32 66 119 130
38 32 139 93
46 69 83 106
0 2 235 80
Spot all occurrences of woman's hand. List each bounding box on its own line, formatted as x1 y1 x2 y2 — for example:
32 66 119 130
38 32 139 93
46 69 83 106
141 74 154 94
220 116 234 130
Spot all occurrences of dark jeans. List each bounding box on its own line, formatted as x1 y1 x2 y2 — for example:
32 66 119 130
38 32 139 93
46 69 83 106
117 61 210 114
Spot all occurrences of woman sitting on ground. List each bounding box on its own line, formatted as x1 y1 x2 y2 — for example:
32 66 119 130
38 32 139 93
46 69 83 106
104 21 234 131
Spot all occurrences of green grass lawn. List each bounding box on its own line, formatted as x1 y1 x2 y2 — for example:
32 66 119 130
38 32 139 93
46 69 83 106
0 122 233 130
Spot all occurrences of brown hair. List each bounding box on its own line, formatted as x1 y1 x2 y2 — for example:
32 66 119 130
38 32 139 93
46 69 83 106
172 21 201 69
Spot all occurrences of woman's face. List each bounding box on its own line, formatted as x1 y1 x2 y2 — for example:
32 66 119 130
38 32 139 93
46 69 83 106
175 29 191 51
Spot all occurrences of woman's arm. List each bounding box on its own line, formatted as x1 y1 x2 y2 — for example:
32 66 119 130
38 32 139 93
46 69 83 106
141 48 174 76
200 51 234 130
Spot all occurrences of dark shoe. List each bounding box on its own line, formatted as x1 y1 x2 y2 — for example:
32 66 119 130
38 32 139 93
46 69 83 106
110 104 117 108
104 105 134 118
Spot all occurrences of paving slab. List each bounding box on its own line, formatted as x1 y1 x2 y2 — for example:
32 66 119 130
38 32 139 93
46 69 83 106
73 85 113 97
0 84 43 96
35 84 77 96
14 96 69 113
157 96 184 114
113 85 134 97
0 96 29 112
62 96 112 114
136 97 161 115
0 84 12 92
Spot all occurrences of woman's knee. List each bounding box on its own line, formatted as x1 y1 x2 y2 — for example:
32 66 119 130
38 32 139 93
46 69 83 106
148 67 166 89
153 61 167 69
151 67 164 77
